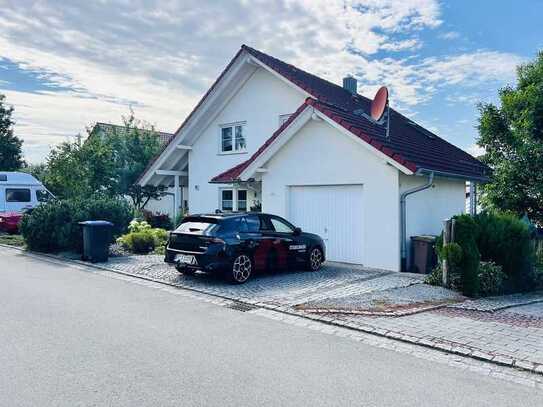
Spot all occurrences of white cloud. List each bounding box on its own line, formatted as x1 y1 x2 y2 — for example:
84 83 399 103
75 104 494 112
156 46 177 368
0 0 522 162
439 31 460 40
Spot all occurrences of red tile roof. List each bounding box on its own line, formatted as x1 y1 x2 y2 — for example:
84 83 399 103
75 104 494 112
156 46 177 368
236 45 490 181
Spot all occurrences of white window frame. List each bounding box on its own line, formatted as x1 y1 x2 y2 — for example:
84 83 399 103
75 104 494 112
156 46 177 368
218 121 247 155
219 187 248 212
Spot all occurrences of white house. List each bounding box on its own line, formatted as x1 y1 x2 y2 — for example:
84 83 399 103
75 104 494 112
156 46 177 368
138 45 490 272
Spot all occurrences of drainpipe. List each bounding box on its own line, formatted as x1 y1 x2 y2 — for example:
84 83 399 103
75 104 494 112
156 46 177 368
400 171 434 272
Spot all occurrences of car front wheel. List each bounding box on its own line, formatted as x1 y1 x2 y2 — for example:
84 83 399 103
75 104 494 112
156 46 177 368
228 254 253 284
306 247 323 271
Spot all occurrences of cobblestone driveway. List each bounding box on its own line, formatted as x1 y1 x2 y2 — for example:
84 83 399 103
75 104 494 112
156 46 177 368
103 254 543 374
105 255 424 306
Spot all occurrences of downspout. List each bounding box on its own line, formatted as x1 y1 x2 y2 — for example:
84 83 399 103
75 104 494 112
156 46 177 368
400 171 434 272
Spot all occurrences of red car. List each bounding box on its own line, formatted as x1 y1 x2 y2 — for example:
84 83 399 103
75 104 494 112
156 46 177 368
0 212 23 234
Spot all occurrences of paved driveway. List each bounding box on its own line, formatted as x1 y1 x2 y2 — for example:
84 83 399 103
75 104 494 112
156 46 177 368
105 254 426 307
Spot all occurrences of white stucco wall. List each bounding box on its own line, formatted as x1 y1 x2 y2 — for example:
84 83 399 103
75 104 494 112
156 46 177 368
144 186 189 220
400 174 466 266
261 119 401 271
188 67 305 214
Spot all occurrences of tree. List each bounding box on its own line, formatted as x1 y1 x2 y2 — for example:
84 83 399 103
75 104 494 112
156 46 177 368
127 184 167 210
44 138 117 199
21 163 49 182
105 113 165 210
0 93 25 171
477 51 543 224
42 111 165 207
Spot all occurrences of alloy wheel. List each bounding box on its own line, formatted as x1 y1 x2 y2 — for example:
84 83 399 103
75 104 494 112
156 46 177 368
309 248 323 271
232 254 252 283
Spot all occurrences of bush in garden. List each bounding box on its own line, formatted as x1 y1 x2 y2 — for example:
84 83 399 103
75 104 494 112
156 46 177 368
448 215 481 296
478 261 507 297
20 197 132 253
117 220 169 254
120 231 156 254
473 212 534 291
127 219 152 233
424 265 442 286
21 200 73 252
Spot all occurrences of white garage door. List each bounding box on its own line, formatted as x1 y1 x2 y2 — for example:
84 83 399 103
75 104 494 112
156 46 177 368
288 185 364 264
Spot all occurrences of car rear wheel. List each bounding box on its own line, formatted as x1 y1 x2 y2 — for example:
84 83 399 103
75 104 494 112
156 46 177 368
306 247 323 271
228 254 253 284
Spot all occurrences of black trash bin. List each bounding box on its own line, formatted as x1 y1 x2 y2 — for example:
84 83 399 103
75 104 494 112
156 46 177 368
79 220 114 263
410 235 437 274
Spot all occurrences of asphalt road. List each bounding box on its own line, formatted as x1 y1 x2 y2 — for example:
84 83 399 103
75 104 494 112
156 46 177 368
1 246 542 407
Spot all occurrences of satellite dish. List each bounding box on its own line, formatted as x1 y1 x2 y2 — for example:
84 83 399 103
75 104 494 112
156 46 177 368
370 86 388 122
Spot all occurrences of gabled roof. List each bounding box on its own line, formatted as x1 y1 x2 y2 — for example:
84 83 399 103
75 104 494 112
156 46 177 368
212 45 490 183
90 122 174 147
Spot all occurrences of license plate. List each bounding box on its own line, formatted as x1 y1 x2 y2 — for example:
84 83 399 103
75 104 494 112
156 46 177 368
176 254 196 265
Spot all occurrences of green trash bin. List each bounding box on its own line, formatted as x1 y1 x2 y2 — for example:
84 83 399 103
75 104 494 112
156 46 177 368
410 235 437 274
79 220 114 263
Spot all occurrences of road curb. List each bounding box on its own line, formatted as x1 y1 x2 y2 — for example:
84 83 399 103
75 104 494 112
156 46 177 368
2 243 542 377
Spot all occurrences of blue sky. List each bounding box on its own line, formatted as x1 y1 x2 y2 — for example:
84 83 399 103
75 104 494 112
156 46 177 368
0 0 541 163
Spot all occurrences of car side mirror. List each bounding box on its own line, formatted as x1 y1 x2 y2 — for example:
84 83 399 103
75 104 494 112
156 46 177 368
293 227 302 236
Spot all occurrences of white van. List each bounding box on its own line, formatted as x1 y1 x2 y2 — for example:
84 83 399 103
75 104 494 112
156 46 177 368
0 172 54 213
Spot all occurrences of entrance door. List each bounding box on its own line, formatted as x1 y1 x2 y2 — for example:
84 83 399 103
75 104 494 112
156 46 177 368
288 185 364 264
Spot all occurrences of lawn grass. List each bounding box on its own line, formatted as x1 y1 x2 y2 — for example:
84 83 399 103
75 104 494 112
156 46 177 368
0 233 25 248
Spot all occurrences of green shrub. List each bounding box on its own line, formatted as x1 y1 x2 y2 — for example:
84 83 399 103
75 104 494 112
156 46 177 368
120 231 156 254
478 261 507 297
425 265 442 286
450 215 481 296
473 212 534 291
127 219 152 233
20 197 132 253
117 225 169 255
442 242 463 266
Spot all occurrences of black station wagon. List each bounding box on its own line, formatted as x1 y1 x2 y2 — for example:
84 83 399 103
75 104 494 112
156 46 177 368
165 213 326 283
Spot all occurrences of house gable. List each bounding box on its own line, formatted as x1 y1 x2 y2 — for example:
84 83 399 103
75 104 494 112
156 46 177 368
260 117 401 271
187 64 305 213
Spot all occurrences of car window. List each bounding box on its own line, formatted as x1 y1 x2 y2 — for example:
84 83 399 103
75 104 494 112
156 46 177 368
239 218 249 233
259 215 274 232
175 218 219 235
270 217 295 233
245 215 261 233
218 217 240 235
6 188 31 203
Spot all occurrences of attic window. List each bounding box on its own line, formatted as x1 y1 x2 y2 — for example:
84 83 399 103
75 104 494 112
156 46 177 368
407 121 436 139
220 122 247 154
0 174 6 181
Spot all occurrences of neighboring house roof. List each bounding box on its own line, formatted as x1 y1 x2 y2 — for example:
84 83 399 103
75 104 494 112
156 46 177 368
212 45 490 183
90 122 174 147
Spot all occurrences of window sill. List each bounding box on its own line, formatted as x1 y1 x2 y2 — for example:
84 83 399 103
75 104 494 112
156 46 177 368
217 150 248 156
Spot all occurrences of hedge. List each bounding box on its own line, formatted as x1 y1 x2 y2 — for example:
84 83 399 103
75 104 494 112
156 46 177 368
21 197 132 253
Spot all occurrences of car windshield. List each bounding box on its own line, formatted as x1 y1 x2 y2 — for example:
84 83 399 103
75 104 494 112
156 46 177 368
175 217 219 235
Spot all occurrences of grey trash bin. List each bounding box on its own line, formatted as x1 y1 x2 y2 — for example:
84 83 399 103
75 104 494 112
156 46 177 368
410 235 437 274
79 220 114 263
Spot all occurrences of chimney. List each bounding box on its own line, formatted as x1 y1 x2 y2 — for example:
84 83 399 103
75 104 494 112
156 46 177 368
342 76 357 94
